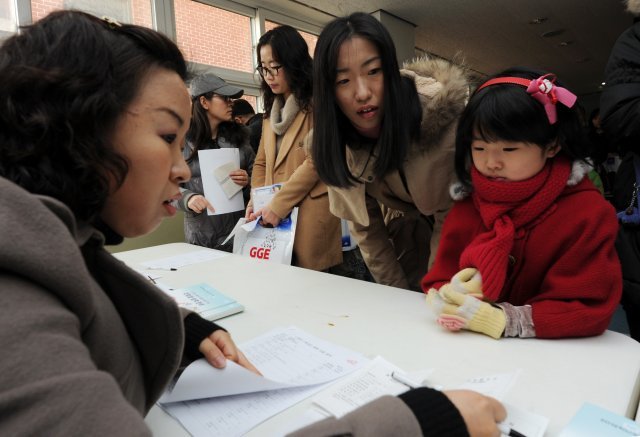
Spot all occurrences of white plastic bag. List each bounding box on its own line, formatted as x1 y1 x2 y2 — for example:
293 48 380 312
232 208 298 265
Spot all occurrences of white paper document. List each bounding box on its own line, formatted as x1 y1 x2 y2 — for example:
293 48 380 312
161 326 368 436
141 249 228 270
501 403 548 437
455 370 521 401
199 148 244 215
220 216 254 247
312 356 432 417
251 183 283 211
161 359 299 403
451 370 547 437
162 385 329 437
214 161 243 199
291 364 546 437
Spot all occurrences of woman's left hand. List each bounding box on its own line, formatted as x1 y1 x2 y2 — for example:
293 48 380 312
229 169 250 187
199 330 261 375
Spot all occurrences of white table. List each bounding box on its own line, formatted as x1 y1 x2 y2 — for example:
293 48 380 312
115 243 640 436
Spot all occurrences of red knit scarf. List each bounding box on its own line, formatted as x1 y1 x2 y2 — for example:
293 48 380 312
459 156 571 300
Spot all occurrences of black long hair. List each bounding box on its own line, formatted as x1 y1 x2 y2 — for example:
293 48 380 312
257 25 312 116
0 10 187 222
312 12 422 187
186 91 215 161
455 67 590 186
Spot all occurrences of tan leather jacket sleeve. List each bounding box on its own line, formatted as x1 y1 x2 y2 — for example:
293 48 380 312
269 156 321 219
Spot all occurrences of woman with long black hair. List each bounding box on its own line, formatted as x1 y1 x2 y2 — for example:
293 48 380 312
312 12 469 291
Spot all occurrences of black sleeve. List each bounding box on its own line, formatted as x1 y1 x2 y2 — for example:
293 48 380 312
182 313 226 361
398 387 470 437
601 23 640 155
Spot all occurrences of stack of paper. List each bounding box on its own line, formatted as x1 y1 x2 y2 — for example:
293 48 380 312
302 358 547 437
159 326 550 437
160 326 368 436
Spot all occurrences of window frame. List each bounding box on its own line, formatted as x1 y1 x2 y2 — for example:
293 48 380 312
12 0 332 109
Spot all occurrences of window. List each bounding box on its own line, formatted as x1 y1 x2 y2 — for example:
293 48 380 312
19 0 326 110
174 0 253 73
0 0 17 39
30 0 152 27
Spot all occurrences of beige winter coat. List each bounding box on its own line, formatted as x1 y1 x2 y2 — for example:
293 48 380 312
328 58 469 290
251 97 342 271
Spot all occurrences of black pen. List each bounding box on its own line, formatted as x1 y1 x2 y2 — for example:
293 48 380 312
146 267 177 271
498 423 527 437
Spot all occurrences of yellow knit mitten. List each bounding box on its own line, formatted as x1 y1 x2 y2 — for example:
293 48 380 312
435 287 506 339
450 268 484 298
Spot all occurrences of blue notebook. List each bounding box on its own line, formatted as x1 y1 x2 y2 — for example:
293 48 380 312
164 283 244 321
558 402 640 436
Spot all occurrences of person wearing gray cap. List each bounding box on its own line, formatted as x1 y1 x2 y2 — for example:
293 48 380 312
176 73 256 251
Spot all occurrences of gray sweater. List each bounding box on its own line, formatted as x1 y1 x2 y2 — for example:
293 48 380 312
0 176 183 436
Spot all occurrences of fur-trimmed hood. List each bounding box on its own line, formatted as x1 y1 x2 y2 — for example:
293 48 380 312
401 57 469 152
628 0 640 15
449 160 593 200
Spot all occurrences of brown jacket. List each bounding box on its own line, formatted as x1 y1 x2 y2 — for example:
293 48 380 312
251 99 342 271
328 58 468 290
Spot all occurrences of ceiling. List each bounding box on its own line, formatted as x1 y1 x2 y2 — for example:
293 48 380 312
285 0 633 99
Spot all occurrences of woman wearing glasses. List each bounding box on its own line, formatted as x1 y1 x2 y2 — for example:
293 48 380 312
246 25 342 271
178 73 255 252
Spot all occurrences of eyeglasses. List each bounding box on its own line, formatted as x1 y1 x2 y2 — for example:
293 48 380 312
256 65 283 78
213 94 233 103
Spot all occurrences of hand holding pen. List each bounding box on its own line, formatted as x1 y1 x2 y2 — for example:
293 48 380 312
391 372 521 437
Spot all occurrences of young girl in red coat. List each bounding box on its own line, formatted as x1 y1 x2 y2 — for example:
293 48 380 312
423 67 622 339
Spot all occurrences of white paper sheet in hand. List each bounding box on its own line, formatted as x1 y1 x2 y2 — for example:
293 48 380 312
214 161 243 199
198 148 243 215
311 356 427 417
160 326 368 403
160 360 299 403
160 326 369 437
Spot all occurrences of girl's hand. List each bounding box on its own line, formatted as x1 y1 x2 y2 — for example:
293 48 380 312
229 169 250 187
199 330 261 375
187 194 215 214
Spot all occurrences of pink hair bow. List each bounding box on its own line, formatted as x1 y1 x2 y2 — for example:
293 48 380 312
475 73 578 125
526 74 577 124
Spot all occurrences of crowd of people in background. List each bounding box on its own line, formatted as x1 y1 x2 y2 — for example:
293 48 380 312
1 2 639 435
181 12 626 341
